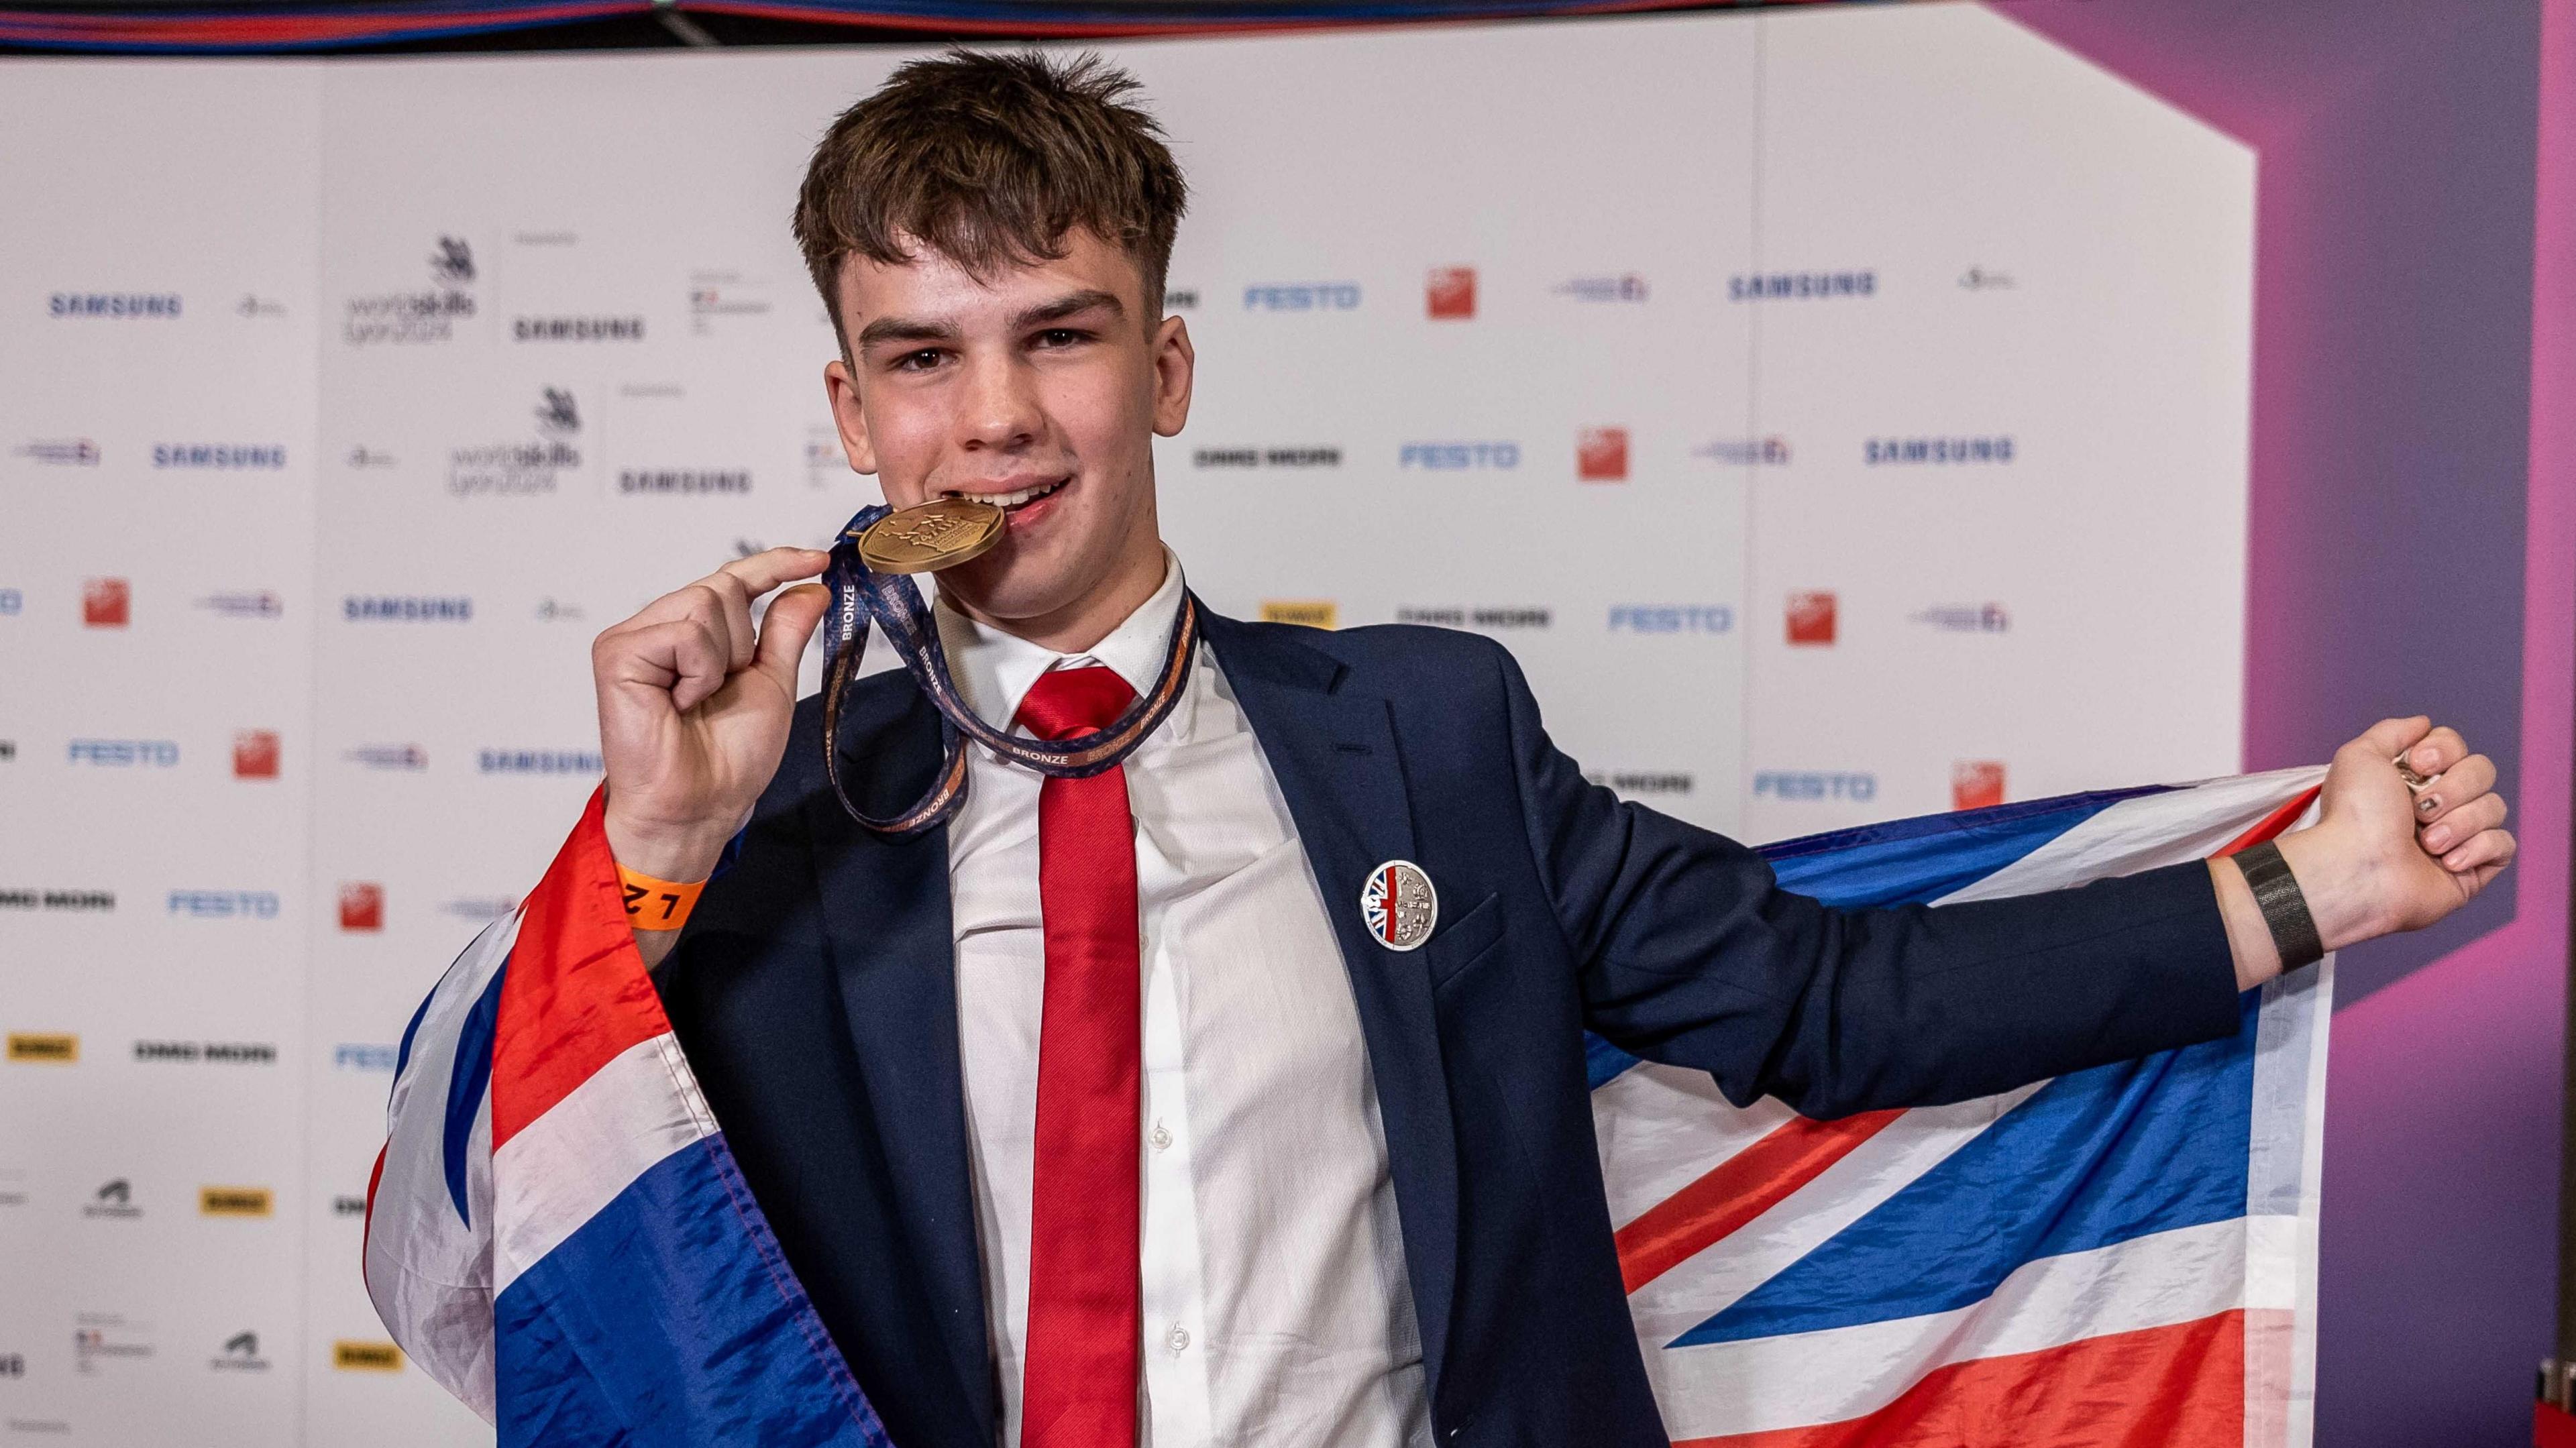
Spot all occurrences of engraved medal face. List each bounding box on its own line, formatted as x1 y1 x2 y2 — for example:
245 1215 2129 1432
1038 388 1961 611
1360 859 1439 952
855 498 1006 575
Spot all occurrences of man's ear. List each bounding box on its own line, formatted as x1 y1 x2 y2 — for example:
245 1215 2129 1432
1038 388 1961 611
1150 314 1195 438
823 355 880 475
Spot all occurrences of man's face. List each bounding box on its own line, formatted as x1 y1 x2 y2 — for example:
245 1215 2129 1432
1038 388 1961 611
823 227 1193 632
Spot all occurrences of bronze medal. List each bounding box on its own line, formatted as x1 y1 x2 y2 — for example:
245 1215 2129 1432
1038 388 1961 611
854 497 1006 575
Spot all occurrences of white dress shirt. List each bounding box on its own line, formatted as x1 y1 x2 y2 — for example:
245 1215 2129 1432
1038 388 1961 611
934 553 1432 1448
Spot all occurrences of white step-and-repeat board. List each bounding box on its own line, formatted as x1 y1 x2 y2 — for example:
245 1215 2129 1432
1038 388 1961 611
0 4 2251 1441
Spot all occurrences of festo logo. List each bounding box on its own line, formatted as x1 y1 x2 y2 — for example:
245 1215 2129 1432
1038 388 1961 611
339 883 384 932
1608 605 1735 635
1426 267 1476 320
1754 770 1878 802
333 1043 398 1071
1399 441 1519 470
83 577 128 627
7 1034 78 1064
199 1186 272 1218
0 889 113 913
1786 592 1837 647
1953 760 2007 812
1244 282 1360 312
1865 435 2014 465
1577 427 1629 482
233 730 280 779
166 891 279 919
50 292 181 319
69 740 177 767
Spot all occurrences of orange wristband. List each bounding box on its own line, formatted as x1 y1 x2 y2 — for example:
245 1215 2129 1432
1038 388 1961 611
616 862 706 932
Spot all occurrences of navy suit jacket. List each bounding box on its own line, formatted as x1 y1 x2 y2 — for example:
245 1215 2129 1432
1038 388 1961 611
655 606 2243 1448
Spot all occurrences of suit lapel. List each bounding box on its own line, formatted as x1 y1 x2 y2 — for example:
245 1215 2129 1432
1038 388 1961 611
800 673 996 1442
1197 606 1464 1406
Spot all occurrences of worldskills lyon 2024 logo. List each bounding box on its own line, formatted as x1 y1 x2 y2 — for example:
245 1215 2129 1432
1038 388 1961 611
344 235 477 346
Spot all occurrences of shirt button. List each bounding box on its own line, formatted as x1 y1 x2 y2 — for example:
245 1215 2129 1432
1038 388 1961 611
1165 1324 1191 1353
1150 1121 1173 1151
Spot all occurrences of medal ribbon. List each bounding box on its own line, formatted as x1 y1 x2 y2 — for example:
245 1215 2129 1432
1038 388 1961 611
818 502 1201 837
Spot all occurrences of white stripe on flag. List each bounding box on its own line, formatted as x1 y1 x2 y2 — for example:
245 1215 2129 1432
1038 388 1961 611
1645 1216 2277 1441
492 1031 717 1293
1935 767 2328 905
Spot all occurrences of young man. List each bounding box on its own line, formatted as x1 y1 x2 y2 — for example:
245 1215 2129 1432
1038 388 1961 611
570 50 2504 1448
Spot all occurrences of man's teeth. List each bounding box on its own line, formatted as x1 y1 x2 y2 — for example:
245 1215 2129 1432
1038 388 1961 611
946 479 1064 508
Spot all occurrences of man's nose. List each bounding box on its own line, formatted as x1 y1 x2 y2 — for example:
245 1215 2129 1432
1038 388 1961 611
955 349 1042 453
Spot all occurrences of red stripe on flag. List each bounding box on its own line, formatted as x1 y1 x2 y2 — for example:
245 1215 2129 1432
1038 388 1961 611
1672 1310 2247 1448
2214 785 2320 858
1617 1109 1904 1294
489 784 675 1150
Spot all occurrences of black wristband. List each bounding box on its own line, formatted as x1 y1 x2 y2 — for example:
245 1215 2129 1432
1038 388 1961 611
2235 840 2325 971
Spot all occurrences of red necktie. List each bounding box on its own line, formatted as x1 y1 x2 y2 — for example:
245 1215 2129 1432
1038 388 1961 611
1014 665 1143 1448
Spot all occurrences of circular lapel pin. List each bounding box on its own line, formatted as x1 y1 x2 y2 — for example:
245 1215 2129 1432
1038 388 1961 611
1360 859 1438 952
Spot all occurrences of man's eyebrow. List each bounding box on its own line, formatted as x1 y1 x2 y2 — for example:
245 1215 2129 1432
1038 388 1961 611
853 314 958 351
1013 290 1124 330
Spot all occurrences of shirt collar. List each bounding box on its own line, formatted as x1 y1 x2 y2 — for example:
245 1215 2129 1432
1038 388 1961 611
932 549 1187 734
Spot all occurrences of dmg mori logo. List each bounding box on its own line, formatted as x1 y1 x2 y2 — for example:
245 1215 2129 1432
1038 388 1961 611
6 1034 77 1064
199 1186 272 1218
333 1341 404 1372
1259 601 1337 629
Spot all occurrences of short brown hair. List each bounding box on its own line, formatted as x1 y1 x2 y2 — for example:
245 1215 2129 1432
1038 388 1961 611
794 49 1189 344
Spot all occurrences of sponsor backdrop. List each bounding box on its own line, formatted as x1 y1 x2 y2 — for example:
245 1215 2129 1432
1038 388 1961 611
0 1 2557 1443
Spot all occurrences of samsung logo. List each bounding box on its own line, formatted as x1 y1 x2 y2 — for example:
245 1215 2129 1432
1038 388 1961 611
166 891 280 919
1865 436 2014 465
153 444 285 470
1753 770 1878 801
50 292 181 318
1607 605 1735 634
618 469 750 495
513 316 643 341
343 596 472 622
1399 442 1519 469
67 740 178 767
1728 270 1875 301
478 749 603 775
1243 283 1361 311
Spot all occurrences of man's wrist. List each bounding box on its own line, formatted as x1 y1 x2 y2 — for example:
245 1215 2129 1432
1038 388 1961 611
602 808 735 887
2270 825 2381 952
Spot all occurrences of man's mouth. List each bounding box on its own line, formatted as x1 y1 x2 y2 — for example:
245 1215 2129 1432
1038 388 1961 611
941 476 1069 512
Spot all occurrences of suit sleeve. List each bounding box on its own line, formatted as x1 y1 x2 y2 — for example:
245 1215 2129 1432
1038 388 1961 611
1492 645 2246 1119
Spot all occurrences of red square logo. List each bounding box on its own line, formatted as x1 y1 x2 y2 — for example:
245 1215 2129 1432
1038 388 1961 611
232 730 280 779
1952 761 2007 812
1576 427 1629 482
1426 266 1477 321
83 578 129 628
1785 591 1837 646
338 883 384 932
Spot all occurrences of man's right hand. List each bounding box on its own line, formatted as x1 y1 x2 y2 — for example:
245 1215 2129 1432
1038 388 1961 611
593 548 834 899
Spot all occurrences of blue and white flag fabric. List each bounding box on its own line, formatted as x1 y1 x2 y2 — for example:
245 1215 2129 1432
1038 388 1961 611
369 767 2328 1448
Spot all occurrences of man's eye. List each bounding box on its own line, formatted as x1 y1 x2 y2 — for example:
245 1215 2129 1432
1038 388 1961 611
1036 329 1087 348
894 349 944 371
